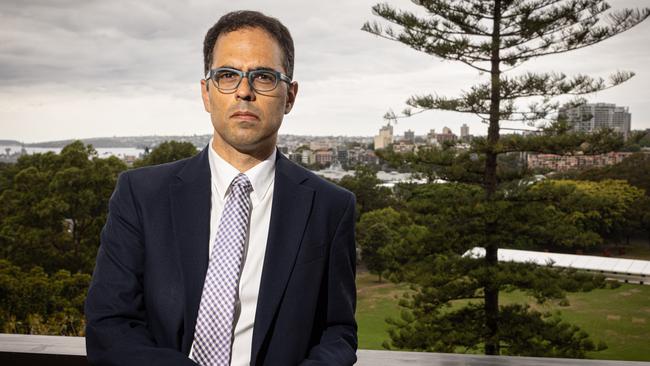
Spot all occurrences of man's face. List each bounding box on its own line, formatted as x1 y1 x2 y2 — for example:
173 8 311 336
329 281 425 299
201 27 298 155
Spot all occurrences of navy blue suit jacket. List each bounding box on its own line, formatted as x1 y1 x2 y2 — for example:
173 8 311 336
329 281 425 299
85 146 358 365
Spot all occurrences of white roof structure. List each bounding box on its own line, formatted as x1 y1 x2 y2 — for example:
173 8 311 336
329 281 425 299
463 247 650 277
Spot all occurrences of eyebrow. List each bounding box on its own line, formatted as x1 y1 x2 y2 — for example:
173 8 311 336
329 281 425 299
215 65 278 73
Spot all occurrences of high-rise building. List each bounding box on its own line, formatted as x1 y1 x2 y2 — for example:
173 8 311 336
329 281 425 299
461 124 469 138
460 123 472 142
404 129 415 143
560 103 631 139
374 124 393 150
442 126 452 134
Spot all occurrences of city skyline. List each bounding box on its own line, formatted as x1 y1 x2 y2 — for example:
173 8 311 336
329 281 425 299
2 0 649 143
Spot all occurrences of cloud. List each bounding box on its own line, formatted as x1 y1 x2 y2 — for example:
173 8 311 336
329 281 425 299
0 0 215 87
1 0 649 143
0 0 434 86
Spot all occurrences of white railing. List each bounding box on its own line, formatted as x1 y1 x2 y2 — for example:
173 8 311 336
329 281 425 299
1 334 649 366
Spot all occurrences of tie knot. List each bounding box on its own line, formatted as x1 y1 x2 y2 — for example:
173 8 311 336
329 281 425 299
231 173 253 194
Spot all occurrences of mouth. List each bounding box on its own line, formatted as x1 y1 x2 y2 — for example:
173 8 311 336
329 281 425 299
231 111 260 121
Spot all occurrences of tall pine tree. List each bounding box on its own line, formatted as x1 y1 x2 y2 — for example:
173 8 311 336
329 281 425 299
363 0 649 356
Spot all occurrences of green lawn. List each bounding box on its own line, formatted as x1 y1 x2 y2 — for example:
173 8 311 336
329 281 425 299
540 285 650 361
355 270 650 361
356 271 410 350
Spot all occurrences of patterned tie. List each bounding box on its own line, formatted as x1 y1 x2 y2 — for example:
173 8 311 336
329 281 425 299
193 173 253 366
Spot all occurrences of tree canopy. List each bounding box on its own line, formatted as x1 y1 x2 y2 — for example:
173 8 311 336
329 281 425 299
0 141 126 273
357 207 427 281
0 259 89 335
134 140 198 168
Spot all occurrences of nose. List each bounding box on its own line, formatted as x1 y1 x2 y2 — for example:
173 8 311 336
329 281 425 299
235 75 256 101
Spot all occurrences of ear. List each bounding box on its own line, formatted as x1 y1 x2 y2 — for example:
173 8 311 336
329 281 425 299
201 79 212 113
284 81 299 114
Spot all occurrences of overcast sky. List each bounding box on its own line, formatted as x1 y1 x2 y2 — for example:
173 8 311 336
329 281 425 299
1 0 649 143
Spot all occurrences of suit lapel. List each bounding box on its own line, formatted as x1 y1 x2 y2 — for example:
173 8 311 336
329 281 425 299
251 153 314 363
169 146 211 354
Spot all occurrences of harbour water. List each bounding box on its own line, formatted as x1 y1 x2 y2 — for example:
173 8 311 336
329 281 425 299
0 145 145 160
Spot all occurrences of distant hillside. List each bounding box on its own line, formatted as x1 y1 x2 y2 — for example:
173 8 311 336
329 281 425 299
0 140 22 145
4 133 376 150
24 135 212 149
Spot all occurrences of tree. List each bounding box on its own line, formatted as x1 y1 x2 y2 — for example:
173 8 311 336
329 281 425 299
623 130 650 151
562 153 650 242
381 180 637 356
337 165 396 218
357 207 427 282
527 179 644 250
363 0 649 355
134 140 198 167
0 141 126 273
0 259 90 335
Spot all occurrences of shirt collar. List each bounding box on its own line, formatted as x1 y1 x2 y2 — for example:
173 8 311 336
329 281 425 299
208 138 276 203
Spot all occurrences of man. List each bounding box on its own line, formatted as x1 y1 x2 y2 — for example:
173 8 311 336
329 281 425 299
85 10 357 366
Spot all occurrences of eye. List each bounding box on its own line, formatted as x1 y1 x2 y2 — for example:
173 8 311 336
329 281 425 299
217 71 238 80
252 71 276 84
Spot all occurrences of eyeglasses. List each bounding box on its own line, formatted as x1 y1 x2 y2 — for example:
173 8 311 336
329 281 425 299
207 67 292 93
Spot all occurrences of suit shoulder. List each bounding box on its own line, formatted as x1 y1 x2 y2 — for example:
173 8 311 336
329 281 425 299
125 158 190 181
117 155 198 195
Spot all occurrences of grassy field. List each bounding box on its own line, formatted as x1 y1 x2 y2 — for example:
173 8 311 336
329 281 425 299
356 271 411 349
356 270 650 361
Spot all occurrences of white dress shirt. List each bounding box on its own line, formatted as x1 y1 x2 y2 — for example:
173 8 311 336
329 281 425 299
190 140 275 365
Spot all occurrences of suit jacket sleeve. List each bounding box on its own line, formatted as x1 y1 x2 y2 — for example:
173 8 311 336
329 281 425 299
300 193 358 366
85 172 197 366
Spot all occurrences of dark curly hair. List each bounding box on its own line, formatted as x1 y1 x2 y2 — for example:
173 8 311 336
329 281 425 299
203 10 295 79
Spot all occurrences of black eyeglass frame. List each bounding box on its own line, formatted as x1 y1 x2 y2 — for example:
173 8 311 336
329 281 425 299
206 67 293 93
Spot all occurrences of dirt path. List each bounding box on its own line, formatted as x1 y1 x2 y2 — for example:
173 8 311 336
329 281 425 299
357 282 394 295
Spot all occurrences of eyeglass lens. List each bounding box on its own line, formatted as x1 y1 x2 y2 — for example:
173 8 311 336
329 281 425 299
213 69 278 92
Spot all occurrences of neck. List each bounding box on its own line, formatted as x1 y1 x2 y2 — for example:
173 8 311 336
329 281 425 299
211 136 275 172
